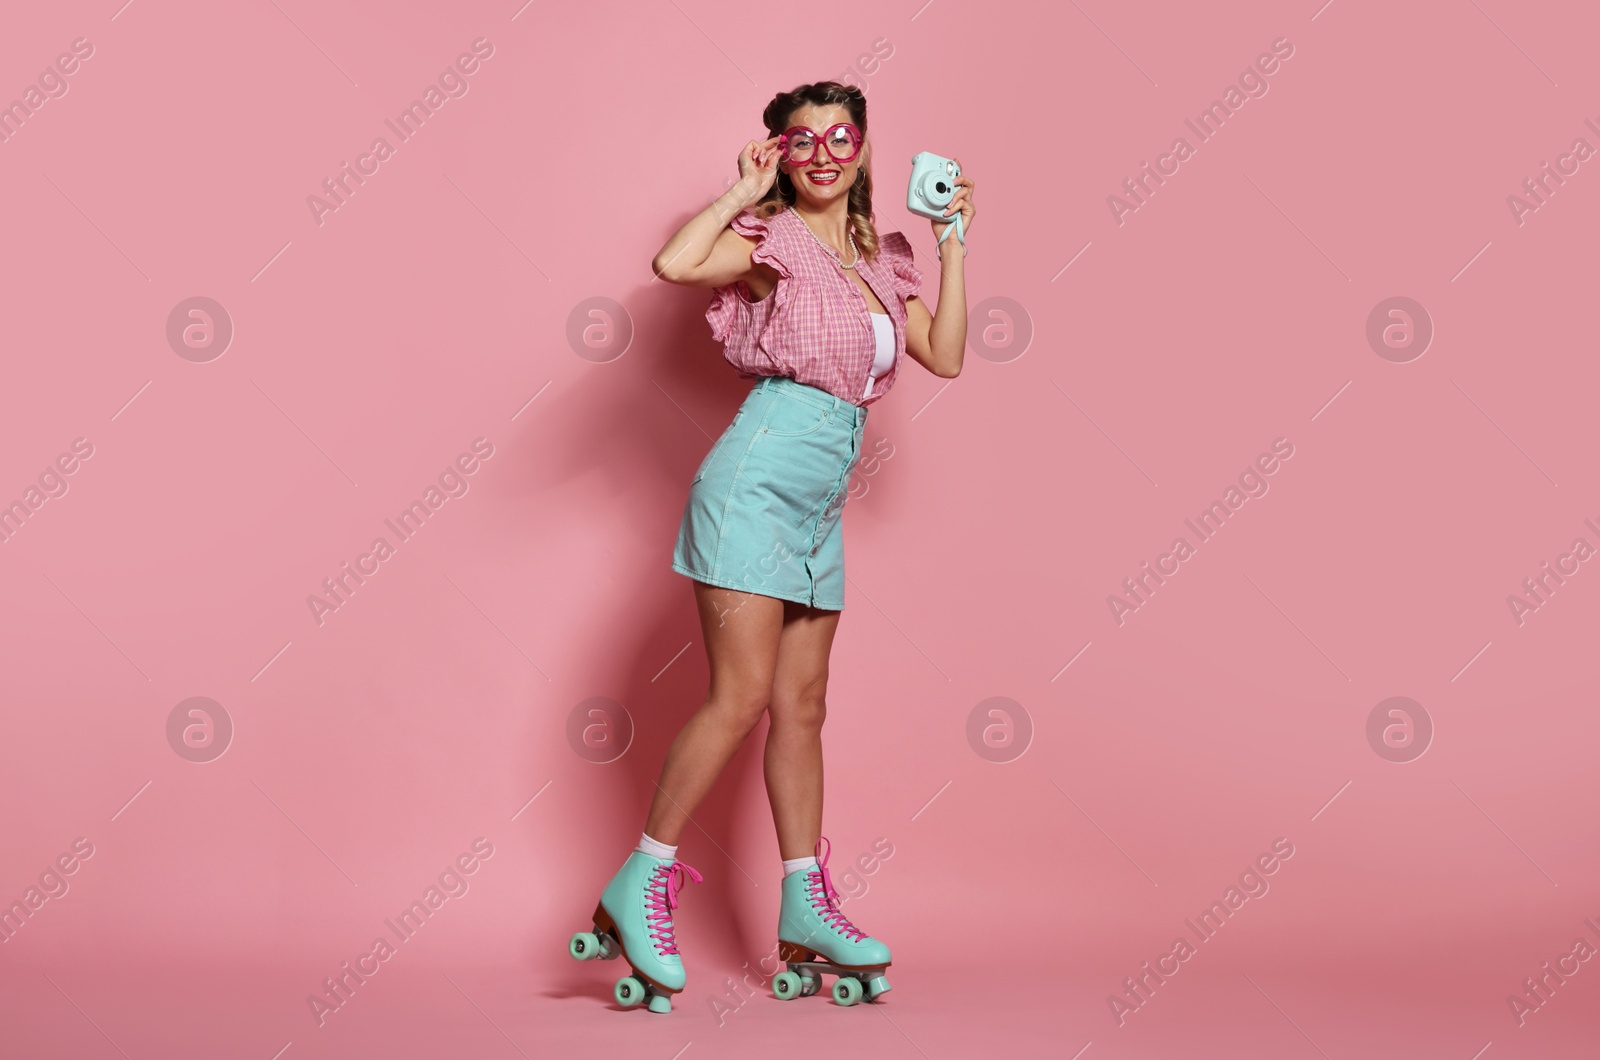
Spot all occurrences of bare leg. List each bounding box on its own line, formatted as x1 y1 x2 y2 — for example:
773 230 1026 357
643 581 785 845
764 601 842 860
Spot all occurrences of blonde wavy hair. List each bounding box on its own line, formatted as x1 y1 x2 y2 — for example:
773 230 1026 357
747 81 882 262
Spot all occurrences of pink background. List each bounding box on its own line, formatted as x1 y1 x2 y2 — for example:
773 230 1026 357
3 0 1598 1057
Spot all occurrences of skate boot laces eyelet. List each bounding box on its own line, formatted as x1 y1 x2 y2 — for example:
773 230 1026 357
807 839 867 943
645 860 702 956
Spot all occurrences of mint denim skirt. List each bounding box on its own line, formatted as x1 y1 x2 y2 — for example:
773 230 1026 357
671 375 868 610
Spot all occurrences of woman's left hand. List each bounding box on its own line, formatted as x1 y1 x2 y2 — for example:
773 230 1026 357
933 161 975 248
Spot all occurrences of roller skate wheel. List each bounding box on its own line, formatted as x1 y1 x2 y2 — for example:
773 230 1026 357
832 977 863 1007
772 971 802 1000
614 976 647 1008
865 975 891 1000
647 994 672 1013
800 974 821 997
568 932 600 961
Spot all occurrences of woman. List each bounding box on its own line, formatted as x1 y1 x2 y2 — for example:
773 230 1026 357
568 81 974 1013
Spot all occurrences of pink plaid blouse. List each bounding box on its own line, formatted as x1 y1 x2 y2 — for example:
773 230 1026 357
705 206 923 408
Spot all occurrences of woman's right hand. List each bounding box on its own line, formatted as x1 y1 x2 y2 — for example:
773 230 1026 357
734 136 783 204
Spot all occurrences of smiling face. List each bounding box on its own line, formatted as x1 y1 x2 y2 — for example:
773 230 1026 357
780 103 866 207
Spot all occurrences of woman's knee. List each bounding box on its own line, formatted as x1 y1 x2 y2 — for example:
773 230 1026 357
772 681 827 732
707 686 771 733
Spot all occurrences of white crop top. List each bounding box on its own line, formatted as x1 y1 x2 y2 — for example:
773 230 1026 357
863 311 895 398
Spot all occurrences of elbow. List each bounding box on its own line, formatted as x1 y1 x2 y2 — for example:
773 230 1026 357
651 249 693 284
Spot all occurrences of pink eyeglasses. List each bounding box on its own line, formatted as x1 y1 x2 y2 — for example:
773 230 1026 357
778 123 863 165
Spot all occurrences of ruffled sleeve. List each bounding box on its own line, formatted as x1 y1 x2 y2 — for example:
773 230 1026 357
705 208 792 345
878 230 923 301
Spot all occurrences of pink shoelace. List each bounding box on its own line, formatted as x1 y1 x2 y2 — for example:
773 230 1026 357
645 859 702 956
806 838 867 943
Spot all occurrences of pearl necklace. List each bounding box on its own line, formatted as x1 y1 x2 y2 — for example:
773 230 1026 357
793 209 858 269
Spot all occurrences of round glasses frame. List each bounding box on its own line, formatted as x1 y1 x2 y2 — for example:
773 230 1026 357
778 123 863 166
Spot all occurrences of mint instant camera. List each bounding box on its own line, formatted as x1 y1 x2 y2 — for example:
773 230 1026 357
906 151 965 250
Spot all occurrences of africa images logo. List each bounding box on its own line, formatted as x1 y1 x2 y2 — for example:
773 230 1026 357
1107 438 1296 626
306 438 495 626
307 38 495 226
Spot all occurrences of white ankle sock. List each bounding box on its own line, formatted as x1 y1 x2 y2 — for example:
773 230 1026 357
635 832 677 860
782 855 818 877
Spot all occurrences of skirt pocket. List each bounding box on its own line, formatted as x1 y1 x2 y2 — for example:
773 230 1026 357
761 395 832 437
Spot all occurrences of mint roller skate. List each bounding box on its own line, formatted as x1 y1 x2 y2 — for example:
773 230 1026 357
568 851 702 1013
770 838 892 1007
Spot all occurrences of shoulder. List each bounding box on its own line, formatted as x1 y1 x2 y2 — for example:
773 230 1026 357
726 206 796 282
875 230 922 295
730 205 792 242
878 230 914 260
